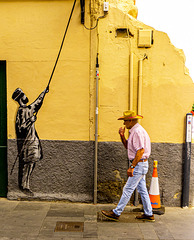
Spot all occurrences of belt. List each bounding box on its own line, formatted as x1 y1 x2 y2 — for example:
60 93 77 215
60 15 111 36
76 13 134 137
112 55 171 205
139 159 148 162
130 159 148 163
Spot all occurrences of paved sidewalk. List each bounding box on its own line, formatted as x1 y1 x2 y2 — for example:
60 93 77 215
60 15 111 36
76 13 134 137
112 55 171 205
0 198 194 240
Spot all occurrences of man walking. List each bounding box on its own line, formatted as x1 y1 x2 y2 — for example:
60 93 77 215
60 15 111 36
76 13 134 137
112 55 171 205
101 110 154 222
12 87 48 196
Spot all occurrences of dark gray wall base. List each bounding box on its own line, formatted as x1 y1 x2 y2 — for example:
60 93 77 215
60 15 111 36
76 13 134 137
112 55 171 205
8 140 95 202
7 140 194 206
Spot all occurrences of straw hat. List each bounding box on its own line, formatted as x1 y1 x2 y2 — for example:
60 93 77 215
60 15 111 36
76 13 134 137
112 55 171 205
118 110 143 120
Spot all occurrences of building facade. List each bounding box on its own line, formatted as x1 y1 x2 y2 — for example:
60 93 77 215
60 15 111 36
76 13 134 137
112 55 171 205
0 0 194 206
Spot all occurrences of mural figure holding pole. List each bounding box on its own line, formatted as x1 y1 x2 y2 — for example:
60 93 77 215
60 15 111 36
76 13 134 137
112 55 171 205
11 87 49 196
10 0 76 196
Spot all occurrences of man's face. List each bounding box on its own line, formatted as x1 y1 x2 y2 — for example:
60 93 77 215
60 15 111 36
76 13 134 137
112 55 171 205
124 120 133 129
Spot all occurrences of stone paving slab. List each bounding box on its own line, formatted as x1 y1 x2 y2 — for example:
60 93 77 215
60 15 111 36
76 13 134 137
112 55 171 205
0 198 194 240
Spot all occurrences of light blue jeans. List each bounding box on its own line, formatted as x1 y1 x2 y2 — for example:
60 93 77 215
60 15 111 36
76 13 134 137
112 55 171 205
113 161 153 216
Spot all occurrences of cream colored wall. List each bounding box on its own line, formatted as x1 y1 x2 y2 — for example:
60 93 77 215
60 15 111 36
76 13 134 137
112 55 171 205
3 0 90 141
141 31 194 143
96 6 194 143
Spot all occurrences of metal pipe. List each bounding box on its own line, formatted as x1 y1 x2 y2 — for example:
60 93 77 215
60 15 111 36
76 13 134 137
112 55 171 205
138 59 143 116
129 53 133 110
133 59 143 207
94 54 99 204
129 52 139 206
138 54 147 116
133 56 147 206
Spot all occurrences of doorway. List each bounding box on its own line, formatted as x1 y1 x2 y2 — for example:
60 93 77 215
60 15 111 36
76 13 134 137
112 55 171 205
0 61 8 197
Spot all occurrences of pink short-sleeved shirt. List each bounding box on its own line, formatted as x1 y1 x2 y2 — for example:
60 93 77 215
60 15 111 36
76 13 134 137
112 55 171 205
127 123 151 160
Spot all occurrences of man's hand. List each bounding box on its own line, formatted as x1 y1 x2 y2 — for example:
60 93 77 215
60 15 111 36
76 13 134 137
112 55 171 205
119 127 127 149
127 167 134 177
119 127 125 136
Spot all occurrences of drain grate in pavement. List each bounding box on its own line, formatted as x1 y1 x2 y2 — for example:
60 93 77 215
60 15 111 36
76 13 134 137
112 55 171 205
54 222 84 232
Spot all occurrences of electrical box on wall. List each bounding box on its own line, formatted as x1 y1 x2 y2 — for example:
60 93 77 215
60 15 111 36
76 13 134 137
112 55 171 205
138 29 153 48
103 2 109 12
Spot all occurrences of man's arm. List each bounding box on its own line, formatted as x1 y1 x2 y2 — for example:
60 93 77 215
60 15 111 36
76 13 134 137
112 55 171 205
119 127 127 149
31 87 49 114
127 148 145 177
131 148 145 167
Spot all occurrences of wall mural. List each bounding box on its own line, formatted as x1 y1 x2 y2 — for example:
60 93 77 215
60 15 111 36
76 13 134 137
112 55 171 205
10 0 76 197
11 87 49 196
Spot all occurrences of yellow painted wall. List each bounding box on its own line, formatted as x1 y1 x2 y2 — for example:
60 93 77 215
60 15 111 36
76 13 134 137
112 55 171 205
2 0 90 141
3 0 194 143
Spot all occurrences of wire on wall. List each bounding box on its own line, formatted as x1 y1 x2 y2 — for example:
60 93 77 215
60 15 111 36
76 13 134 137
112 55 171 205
84 14 106 30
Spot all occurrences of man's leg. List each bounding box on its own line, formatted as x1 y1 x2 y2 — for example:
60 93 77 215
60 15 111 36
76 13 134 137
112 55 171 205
101 164 146 221
137 175 153 216
113 173 143 216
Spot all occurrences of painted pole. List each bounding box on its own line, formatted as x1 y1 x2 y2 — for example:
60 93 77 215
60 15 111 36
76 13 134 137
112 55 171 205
94 54 99 204
182 113 192 208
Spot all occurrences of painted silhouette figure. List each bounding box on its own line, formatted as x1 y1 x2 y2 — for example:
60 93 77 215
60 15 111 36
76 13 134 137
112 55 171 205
12 87 49 196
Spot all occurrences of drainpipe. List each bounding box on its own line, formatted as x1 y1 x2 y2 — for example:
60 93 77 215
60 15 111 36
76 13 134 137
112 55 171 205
138 59 143 116
138 55 148 116
94 54 99 204
129 53 133 110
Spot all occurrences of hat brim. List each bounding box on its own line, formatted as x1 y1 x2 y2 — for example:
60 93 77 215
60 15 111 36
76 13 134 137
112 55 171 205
118 115 143 120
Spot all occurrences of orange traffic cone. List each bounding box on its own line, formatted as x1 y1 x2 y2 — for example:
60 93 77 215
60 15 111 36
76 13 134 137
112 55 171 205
149 160 161 209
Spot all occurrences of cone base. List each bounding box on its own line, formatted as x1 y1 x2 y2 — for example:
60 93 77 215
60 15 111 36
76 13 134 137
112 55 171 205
149 194 161 209
153 205 165 215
